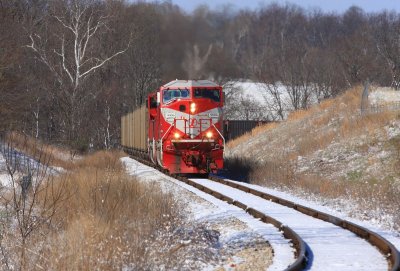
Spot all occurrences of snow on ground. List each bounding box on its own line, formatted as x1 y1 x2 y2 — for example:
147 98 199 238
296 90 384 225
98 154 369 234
233 82 400 108
386 120 400 138
221 178 400 254
0 153 11 188
296 124 397 183
225 80 319 120
0 143 62 182
227 86 400 232
121 157 396 271
224 80 400 120
0 173 12 188
191 178 388 271
293 119 400 231
369 87 400 105
228 81 290 106
121 157 293 271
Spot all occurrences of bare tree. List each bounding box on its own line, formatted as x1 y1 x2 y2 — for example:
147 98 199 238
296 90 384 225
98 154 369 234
223 82 269 120
253 4 315 111
27 0 130 141
263 83 286 120
4 1 400 149
372 11 400 89
0 136 66 270
120 3 161 109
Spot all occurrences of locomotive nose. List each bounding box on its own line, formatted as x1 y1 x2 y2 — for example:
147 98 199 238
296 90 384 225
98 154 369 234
190 102 196 113
188 154 200 166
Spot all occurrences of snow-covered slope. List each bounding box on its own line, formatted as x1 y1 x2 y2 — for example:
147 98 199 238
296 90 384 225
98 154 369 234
369 87 400 105
223 80 319 120
226 86 400 232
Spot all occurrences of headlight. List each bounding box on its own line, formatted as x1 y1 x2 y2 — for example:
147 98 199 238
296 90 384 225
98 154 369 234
190 103 196 113
206 131 213 138
174 132 180 139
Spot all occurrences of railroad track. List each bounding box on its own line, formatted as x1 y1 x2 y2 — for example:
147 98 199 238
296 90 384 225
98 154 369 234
124 148 400 271
207 176 400 271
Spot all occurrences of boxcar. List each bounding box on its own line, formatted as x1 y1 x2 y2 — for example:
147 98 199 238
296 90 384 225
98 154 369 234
121 106 148 152
223 120 268 142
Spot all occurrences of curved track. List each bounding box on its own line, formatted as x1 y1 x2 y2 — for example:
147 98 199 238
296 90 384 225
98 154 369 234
124 148 400 271
126 149 306 271
178 175 307 271
208 175 400 271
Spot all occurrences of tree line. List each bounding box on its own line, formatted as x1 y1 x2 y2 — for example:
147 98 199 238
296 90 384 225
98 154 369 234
1 0 399 149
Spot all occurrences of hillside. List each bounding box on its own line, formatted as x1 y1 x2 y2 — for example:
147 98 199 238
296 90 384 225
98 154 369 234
226 86 400 231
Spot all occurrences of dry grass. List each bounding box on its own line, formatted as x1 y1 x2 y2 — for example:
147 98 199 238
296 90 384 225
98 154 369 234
1 151 184 270
227 85 400 230
339 111 395 138
250 160 295 188
229 86 364 149
4 132 76 170
287 108 313 122
296 130 337 157
46 151 181 270
318 97 336 110
234 86 395 157
254 169 400 229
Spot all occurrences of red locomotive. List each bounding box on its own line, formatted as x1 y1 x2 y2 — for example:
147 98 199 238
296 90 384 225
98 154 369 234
121 80 224 174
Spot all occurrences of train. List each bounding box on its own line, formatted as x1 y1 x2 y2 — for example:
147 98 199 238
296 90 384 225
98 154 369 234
223 120 268 141
121 80 225 174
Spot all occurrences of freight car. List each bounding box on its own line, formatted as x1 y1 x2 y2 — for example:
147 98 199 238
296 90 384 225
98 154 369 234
223 120 269 141
121 80 225 174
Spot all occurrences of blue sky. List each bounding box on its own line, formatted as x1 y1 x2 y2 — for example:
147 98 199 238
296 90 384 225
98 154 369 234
168 0 400 13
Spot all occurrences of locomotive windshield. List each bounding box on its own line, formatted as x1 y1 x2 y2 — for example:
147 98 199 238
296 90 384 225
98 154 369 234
193 88 220 102
163 89 190 103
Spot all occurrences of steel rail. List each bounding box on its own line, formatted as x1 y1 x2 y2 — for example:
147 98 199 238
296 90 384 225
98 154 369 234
208 175 400 271
123 147 307 271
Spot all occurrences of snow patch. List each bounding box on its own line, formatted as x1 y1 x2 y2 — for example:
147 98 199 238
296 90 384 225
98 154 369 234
121 157 291 271
192 178 388 271
369 87 400 105
0 173 11 188
386 121 400 139
224 80 319 120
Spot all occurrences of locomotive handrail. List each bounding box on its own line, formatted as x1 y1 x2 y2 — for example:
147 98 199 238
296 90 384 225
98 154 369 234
176 117 213 136
161 124 173 142
158 124 173 167
212 123 225 154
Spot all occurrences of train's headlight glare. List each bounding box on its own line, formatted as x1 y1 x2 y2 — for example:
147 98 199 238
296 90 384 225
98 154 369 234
206 131 213 138
174 133 180 139
190 103 196 113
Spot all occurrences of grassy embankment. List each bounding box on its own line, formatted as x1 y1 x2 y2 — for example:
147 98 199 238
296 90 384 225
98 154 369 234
226 86 400 230
3 132 77 170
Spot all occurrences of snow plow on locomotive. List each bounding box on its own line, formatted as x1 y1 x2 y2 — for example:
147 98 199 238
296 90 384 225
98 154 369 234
121 80 225 174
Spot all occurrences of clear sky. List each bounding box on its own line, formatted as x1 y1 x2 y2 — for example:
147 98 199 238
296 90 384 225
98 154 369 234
167 0 400 14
